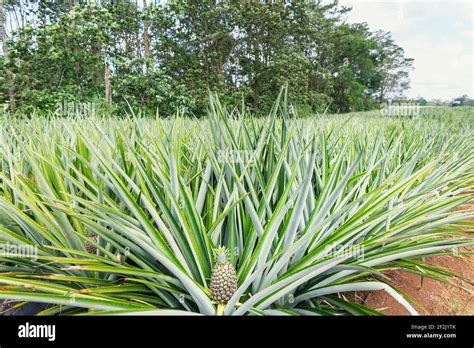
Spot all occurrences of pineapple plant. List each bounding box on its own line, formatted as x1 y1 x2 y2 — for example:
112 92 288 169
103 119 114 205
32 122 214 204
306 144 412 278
210 247 237 304
0 94 472 316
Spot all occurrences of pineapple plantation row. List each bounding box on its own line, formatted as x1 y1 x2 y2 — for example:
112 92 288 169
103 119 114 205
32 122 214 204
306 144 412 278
0 94 472 315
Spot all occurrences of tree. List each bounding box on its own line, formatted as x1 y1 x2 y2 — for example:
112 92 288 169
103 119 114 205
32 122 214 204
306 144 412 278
416 97 427 106
148 0 236 112
0 0 414 115
451 94 473 107
373 30 413 102
3 4 115 109
0 0 16 108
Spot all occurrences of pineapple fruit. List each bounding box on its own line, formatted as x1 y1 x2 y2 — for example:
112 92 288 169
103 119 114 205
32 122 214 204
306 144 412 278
210 247 237 304
84 235 97 254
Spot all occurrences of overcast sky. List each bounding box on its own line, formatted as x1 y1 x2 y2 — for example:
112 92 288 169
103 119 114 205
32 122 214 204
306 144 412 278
340 0 473 100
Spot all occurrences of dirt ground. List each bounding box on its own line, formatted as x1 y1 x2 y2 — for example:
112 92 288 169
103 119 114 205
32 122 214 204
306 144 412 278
359 200 474 315
360 252 473 315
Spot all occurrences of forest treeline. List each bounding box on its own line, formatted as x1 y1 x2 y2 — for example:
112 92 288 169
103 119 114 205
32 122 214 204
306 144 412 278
0 0 413 115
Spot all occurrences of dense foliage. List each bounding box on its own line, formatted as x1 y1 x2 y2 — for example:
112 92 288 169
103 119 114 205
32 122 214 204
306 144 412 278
0 0 413 114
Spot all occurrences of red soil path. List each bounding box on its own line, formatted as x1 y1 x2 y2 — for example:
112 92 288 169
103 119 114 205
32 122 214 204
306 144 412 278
361 201 474 315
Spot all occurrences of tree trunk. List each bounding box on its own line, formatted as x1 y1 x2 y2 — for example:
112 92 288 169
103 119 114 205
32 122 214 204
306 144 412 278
143 0 151 63
0 0 16 109
378 84 385 103
104 62 112 103
253 42 260 109
0 0 7 59
125 34 130 58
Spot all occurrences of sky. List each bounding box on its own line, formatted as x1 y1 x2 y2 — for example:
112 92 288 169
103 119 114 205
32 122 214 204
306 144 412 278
340 0 474 101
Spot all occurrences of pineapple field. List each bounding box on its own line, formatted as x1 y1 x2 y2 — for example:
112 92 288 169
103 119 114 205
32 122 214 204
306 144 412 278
0 95 472 316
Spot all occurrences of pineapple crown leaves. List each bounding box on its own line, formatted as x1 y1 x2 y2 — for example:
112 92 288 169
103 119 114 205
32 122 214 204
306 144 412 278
213 246 230 264
84 230 96 238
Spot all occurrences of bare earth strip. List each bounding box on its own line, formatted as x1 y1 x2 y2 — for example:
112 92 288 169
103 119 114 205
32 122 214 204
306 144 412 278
361 200 474 315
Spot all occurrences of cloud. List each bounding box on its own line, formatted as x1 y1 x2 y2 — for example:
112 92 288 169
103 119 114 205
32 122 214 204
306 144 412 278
340 0 473 100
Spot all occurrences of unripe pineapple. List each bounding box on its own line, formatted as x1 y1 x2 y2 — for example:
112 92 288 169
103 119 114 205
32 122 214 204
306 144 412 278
84 235 97 254
210 247 237 304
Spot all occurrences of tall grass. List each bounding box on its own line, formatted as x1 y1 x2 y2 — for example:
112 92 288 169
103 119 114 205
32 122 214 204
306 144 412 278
0 94 472 315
